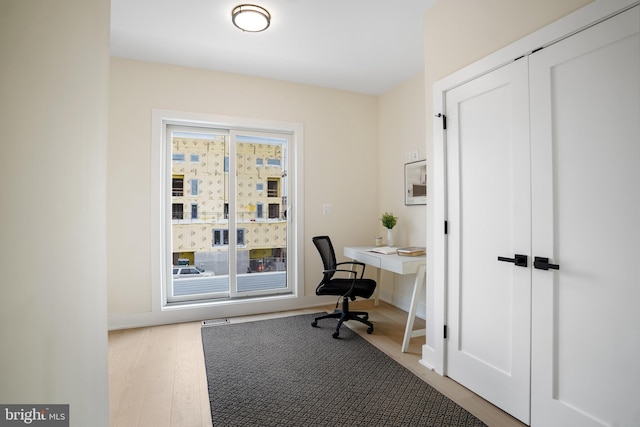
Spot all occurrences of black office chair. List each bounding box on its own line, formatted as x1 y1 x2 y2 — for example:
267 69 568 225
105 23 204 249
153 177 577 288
311 236 376 338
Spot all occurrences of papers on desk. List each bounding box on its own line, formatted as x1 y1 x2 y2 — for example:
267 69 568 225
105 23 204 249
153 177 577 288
367 246 426 256
367 246 397 255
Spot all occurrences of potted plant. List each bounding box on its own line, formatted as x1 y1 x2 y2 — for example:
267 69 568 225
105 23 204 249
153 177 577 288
381 212 398 246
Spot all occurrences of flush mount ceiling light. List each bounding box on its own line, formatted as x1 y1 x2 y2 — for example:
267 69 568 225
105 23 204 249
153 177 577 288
231 4 271 32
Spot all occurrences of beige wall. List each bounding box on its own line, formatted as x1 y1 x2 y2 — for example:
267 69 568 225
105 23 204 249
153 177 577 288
108 58 379 321
423 0 594 89
0 0 110 424
377 73 427 312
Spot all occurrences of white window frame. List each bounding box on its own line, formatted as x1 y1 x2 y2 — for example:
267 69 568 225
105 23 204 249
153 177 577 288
151 109 305 318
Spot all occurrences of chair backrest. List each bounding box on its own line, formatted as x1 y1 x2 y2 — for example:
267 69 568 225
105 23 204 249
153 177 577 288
312 236 337 282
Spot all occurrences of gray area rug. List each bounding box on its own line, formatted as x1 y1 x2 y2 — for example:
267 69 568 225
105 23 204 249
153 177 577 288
201 313 486 426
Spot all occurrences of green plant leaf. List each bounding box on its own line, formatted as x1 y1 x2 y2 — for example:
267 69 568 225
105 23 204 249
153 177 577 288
381 212 397 229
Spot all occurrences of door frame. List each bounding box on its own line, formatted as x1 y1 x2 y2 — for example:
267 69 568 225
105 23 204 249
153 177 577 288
425 0 639 375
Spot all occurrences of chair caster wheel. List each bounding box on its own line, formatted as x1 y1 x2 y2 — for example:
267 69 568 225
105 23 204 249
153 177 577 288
311 321 318 327
367 327 373 334
332 331 340 339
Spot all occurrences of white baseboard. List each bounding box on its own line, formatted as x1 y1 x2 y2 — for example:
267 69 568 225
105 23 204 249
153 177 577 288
109 289 423 331
108 294 328 330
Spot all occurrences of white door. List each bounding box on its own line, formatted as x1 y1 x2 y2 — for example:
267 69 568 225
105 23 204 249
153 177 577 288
529 6 640 426
446 58 532 424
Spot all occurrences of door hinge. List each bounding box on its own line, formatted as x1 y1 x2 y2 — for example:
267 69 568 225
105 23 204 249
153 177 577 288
443 325 448 339
444 220 448 235
435 113 447 130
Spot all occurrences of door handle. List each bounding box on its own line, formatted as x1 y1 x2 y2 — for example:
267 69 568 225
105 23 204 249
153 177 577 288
497 254 528 267
534 256 560 270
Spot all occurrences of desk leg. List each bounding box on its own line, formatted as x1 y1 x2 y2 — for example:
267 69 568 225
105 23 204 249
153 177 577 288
374 267 380 306
401 264 426 353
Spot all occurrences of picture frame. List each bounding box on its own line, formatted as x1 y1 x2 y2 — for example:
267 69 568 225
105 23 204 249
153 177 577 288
404 160 427 205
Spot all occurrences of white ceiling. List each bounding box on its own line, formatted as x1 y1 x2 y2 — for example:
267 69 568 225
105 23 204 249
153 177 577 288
110 0 437 95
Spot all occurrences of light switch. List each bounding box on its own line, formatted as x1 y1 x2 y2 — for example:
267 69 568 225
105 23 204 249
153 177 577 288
322 204 333 215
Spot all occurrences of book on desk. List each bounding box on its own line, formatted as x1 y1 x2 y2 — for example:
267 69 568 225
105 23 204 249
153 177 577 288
367 246 426 256
396 246 426 256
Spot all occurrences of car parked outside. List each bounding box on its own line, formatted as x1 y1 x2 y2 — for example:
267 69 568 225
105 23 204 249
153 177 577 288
172 266 214 279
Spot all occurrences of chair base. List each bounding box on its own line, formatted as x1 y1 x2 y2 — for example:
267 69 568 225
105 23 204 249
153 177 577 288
311 297 374 338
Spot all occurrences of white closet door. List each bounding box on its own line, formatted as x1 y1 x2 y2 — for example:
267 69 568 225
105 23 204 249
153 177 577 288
530 6 640 426
446 58 532 424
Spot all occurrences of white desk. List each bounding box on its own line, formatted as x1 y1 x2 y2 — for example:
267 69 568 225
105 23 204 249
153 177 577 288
344 246 426 353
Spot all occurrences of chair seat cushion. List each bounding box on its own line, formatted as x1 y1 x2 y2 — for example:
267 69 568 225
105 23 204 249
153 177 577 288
316 278 376 299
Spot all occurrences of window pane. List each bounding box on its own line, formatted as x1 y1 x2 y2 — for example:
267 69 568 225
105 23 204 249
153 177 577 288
167 126 291 303
172 203 183 220
268 203 279 219
267 179 279 197
171 129 230 302
172 176 184 196
237 134 287 293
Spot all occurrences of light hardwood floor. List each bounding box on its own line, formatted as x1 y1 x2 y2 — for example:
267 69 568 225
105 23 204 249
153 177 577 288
108 301 527 427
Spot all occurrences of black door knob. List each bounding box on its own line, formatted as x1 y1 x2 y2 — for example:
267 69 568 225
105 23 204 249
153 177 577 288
497 254 528 267
534 256 560 270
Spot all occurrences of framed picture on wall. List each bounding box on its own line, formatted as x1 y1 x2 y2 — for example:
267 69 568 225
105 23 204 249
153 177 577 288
405 160 427 205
